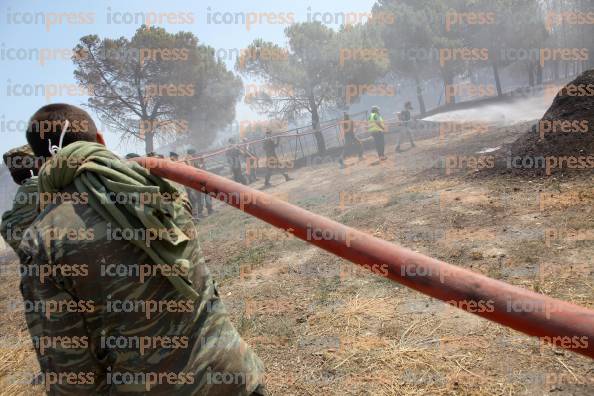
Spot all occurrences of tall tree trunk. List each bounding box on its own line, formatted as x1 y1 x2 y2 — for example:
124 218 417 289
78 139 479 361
536 63 543 85
492 62 503 96
414 73 426 115
534 48 544 85
145 131 154 154
442 70 455 105
140 110 154 154
309 96 325 154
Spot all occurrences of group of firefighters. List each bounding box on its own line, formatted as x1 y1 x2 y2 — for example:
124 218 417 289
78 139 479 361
338 101 416 167
166 129 295 219
356 101 416 163
170 149 215 219
223 130 294 188
165 102 416 219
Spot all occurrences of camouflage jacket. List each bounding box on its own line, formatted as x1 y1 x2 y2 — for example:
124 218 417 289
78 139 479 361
18 148 264 395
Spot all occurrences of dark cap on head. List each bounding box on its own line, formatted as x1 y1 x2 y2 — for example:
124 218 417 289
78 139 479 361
3 144 38 184
26 103 98 158
169 151 179 158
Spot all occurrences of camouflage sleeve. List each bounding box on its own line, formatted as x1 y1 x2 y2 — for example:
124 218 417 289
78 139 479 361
0 181 39 253
16 221 109 394
0 213 20 253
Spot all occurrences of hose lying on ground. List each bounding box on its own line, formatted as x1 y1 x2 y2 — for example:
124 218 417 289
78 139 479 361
134 157 594 360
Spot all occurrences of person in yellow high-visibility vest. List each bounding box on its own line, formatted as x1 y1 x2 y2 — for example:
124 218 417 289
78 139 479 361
368 105 387 160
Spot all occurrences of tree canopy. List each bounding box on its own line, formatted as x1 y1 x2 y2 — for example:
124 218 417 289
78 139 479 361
237 21 387 153
73 26 242 153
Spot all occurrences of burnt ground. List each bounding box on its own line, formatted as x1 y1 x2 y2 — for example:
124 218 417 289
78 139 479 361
510 70 594 161
201 121 594 395
0 120 593 395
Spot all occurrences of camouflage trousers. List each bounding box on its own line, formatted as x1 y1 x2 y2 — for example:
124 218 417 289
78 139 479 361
17 246 264 395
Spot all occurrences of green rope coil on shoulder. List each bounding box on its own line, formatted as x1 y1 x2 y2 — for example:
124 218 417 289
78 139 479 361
38 141 199 300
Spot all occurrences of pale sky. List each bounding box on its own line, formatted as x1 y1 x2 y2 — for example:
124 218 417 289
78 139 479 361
0 0 377 156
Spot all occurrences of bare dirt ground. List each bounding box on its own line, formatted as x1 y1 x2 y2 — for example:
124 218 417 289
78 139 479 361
0 256 41 395
1 121 593 395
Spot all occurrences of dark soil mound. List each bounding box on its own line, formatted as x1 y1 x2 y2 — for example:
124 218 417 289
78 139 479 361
511 69 594 160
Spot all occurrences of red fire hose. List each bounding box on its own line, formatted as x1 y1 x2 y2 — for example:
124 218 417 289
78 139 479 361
135 157 594 359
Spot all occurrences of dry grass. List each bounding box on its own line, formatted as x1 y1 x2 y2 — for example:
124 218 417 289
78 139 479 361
1 123 593 395
0 259 43 396
201 123 594 395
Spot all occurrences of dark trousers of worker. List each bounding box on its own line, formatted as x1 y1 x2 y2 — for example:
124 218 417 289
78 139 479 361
371 132 385 157
246 157 258 183
232 167 248 185
339 133 364 167
396 123 415 150
248 171 257 183
265 156 290 185
196 191 213 213
342 133 364 159
187 188 212 216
